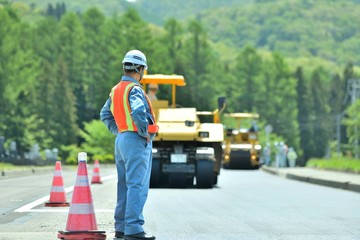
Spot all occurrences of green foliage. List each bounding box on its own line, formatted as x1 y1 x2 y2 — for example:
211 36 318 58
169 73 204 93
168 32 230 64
329 73 345 115
198 0 360 65
81 8 107 121
233 45 262 112
309 66 332 158
61 144 82 164
0 162 23 170
9 0 251 25
343 99 360 158
295 67 313 164
45 2 66 20
0 7 40 153
1 3 358 166
306 157 360 173
58 12 87 128
9 0 360 65
179 19 218 110
22 115 52 149
79 120 115 160
52 59 79 145
0 162 50 170
257 52 300 152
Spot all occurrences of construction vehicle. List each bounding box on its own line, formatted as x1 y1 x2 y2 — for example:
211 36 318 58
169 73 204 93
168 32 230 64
142 74 225 188
222 113 262 169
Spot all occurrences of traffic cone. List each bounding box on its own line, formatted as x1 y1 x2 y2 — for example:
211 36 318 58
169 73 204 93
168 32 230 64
91 159 102 184
45 161 70 207
58 152 106 240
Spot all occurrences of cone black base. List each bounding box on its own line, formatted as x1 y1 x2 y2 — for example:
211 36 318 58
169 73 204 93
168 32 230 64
45 202 70 207
58 230 106 240
91 181 103 184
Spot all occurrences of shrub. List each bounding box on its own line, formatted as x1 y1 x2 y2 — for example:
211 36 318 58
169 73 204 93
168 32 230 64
306 157 360 173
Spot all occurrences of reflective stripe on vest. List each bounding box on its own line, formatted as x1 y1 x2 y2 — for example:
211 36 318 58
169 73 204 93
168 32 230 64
110 81 156 133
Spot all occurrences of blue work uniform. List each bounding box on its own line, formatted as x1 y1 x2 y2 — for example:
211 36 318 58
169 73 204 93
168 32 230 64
100 76 155 235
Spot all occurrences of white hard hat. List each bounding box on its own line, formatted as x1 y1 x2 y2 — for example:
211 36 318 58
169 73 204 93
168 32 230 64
122 50 148 70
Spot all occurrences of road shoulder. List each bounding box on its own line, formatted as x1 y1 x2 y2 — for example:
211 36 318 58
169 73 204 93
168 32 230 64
261 165 360 193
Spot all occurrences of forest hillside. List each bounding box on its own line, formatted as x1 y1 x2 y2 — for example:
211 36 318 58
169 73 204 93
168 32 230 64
1 0 360 164
10 0 360 66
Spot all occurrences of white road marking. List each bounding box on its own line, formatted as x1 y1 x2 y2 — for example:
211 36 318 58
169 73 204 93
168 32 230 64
14 174 117 213
19 208 113 213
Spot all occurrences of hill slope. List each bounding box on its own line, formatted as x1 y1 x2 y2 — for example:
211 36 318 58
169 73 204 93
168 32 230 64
198 0 360 65
10 0 252 24
9 0 360 65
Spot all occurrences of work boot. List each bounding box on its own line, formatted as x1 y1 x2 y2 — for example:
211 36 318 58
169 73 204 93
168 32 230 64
124 232 155 240
115 231 124 239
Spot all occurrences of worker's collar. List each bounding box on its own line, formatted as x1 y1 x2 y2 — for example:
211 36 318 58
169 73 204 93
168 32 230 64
121 76 142 86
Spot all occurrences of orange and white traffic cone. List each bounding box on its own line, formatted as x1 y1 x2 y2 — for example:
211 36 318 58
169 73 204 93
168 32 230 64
45 161 70 207
58 152 106 240
91 159 102 184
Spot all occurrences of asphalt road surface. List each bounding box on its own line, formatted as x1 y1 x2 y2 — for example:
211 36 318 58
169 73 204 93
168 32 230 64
0 164 359 240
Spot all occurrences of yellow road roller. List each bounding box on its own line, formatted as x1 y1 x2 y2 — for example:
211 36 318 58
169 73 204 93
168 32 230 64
222 113 261 169
142 74 225 188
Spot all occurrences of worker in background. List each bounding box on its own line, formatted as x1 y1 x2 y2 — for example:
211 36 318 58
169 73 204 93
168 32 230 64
147 83 158 101
279 142 287 167
287 147 298 167
263 143 271 166
100 49 157 240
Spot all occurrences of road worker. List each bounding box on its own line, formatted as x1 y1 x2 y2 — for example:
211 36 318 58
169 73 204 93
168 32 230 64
147 83 158 101
100 49 157 240
287 147 298 167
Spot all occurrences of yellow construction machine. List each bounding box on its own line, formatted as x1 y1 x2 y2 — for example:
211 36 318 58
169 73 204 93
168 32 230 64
142 74 225 188
222 113 262 169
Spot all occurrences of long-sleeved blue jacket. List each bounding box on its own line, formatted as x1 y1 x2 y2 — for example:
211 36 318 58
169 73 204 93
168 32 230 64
100 76 155 139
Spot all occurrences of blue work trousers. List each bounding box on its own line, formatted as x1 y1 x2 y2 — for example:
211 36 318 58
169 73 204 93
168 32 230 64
114 131 152 235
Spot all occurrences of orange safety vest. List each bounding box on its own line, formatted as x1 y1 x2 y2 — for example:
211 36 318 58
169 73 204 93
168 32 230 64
110 81 158 134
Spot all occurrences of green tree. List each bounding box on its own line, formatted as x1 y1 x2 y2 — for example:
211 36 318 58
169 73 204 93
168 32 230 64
79 120 115 158
100 12 140 98
147 18 186 101
0 7 39 153
310 67 332 158
81 8 107 122
295 67 313 164
343 62 354 109
161 18 185 74
329 73 345 115
180 19 217 110
233 45 262 112
46 3 54 18
343 99 360 158
34 60 58 148
59 12 86 128
31 18 60 149
259 53 299 149
51 59 78 146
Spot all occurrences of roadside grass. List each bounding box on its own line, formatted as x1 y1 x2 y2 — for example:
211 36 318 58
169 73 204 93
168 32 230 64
0 162 91 171
306 157 360 173
0 162 32 170
0 162 56 171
